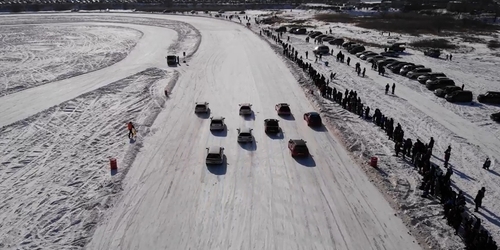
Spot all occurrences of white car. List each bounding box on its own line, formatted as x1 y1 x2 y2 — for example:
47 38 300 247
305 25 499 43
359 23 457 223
239 103 253 115
206 146 224 165
210 116 225 131
237 127 253 142
194 102 209 113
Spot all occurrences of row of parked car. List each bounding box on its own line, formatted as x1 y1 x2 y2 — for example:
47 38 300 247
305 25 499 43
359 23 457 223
195 102 324 165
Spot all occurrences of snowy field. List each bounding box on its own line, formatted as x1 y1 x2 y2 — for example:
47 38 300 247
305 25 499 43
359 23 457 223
0 14 199 249
218 9 500 249
0 24 142 96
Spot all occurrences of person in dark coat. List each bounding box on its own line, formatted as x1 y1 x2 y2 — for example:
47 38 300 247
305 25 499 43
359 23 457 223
483 158 491 170
385 84 390 94
428 137 435 151
391 83 396 95
474 187 486 212
444 145 451 167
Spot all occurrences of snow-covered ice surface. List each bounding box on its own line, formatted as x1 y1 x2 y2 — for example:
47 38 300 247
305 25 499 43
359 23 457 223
0 13 200 249
87 15 421 250
232 9 500 249
0 24 142 96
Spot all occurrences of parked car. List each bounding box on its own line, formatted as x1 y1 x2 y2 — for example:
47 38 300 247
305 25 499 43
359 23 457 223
276 26 287 32
342 41 356 48
434 86 462 98
380 51 399 57
418 72 446 84
360 52 378 60
209 116 226 131
426 78 456 90
239 103 253 115
313 45 330 55
237 127 254 142
328 38 344 46
322 36 335 42
206 146 225 165
387 61 407 70
367 55 385 63
425 76 451 85
304 112 322 126
387 42 406 52
390 63 413 73
356 51 373 58
477 91 500 104
400 65 424 76
288 139 309 157
194 102 209 113
491 112 500 122
424 49 441 58
264 119 280 134
166 55 177 66
289 28 306 34
407 68 432 79
376 58 398 67
275 103 291 115
446 90 473 103
348 45 366 54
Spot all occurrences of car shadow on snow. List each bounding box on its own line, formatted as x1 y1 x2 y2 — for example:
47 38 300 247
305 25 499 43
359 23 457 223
242 112 255 121
478 208 500 228
451 101 482 107
267 132 284 140
239 140 257 151
280 114 295 121
211 129 227 137
294 156 316 167
196 110 211 119
206 157 227 175
311 125 328 132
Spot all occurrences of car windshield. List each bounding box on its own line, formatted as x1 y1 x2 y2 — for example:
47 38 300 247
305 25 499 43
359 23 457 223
196 105 206 109
240 106 250 110
207 154 220 159
310 114 320 119
239 132 251 136
211 120 223 125
294 145 308 153
267 121 278 126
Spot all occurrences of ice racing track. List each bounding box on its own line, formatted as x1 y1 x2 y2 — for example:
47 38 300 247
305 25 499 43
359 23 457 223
0 13 421 250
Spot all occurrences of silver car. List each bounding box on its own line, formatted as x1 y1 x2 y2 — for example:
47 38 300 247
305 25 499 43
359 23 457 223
237 127 254 142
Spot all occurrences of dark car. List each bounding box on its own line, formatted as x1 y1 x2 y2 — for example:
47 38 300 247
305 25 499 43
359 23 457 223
264 119 280 134
276 26 287 32
288 139 309 157
304 112 322 127
293 28 307 34
446 90 473 103
391 63 413 73
275 103 291 115
426 78 456 90
434 86 462 98
348 45 366 54
342 41 356 48
477 91 500 104
491 112 500 122
166 55 177 66
328 38 345 46
424 49 441 58
376 59 397 67
387 43 406 52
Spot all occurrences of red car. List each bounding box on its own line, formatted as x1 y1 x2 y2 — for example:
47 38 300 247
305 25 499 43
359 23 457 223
303 112 322 126
288 139 309 157
275 103 291 115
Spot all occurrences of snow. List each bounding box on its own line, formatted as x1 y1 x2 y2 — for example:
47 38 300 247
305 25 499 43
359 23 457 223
238 9 500 249
4 9 499 250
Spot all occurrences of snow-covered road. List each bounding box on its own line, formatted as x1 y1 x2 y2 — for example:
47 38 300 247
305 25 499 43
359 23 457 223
88 15 421 250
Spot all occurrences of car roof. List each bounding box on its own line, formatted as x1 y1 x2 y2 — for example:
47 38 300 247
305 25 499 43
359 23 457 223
308 112 320 116
207 146 222 154
239 127 252 133
240 103 252 106
486 91 500 94
195 102 208 105
290 139 307 145
265 118 279 122
211 116 224 120
277 103 289 106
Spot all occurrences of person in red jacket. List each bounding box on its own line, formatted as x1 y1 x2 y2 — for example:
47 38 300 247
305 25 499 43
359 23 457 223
127 122 136 139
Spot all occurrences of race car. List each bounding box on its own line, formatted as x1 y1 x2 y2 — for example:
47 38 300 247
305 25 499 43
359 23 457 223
264 119 280 134
237 127 254 142
239 103 253 115
275 103 291 115
303 112 322 127
288 139 309 157
194 102 209 113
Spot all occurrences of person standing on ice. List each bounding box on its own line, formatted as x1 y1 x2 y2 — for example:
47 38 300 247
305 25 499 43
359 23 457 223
127 122 136 139
483 158 491 170
362 68 366 77
385 84 390 94
444 145 451 167
474 187 486 212
392 83 396 95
